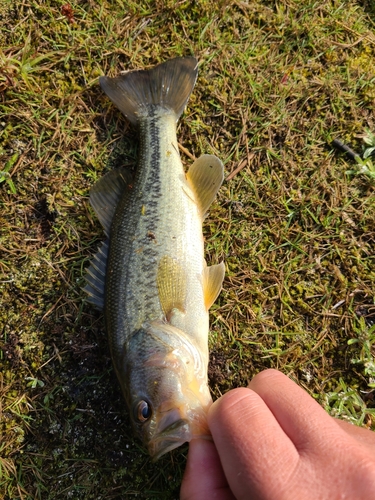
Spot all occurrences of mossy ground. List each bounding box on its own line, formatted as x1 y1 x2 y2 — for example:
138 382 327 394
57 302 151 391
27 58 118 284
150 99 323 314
1 0 375 498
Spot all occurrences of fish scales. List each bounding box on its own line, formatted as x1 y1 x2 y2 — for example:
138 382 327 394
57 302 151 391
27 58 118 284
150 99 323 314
84 57 225 459
106 110 204 358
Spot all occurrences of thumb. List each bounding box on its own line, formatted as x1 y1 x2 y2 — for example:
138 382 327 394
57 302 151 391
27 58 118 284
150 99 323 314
180 439 235 500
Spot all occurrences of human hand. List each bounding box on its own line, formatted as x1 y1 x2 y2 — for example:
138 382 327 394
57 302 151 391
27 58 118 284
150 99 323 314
181 369 375 500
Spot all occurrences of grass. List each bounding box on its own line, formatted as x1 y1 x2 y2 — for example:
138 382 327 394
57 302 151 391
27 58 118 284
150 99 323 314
0 0 375 497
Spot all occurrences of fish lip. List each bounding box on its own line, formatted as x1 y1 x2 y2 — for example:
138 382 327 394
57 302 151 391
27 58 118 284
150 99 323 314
148 418 212 460
148 419 191 460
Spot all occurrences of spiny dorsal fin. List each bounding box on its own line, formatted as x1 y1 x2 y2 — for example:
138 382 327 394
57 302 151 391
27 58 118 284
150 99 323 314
89 169 132 235
186 155 224 217
99 57 198 124
157 255 187 321
203 262 225 310
83 239 109 310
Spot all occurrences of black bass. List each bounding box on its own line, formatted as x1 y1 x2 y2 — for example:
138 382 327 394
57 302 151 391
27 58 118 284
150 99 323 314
84 57 224 460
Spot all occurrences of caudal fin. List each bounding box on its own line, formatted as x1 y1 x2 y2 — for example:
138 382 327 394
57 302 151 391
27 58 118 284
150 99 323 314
100 57 198 124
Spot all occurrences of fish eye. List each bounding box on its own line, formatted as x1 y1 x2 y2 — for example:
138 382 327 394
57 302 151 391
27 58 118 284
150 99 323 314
135 400 152 423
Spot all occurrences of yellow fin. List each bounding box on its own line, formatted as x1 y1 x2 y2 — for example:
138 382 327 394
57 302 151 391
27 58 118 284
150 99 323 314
203 262 225 310
157 256 187 320
186 154 224 217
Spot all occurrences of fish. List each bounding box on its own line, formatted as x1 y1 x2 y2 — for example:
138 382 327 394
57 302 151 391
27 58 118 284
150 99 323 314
84 57 225 460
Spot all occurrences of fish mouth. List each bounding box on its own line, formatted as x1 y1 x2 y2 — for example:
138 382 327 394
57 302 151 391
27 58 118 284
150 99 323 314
148 418 191 460
147 407 211 460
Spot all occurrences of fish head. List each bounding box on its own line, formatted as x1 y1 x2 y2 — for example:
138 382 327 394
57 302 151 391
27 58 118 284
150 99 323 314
123 321 213 460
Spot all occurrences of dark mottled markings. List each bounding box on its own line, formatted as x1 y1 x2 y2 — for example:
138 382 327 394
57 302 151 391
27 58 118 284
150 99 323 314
105 105 169 353
137 107 162 314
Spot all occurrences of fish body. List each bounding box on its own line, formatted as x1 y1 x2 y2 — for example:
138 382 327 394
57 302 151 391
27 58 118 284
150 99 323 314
84 57 224 459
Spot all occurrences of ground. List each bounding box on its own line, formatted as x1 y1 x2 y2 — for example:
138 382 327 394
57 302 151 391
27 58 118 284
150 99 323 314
0 0 375 498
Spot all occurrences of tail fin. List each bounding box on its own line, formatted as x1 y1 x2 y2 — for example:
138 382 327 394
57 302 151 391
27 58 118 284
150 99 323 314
99 57 198 125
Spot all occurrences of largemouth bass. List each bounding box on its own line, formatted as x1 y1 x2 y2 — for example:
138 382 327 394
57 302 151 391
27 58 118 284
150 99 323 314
84 57 224 460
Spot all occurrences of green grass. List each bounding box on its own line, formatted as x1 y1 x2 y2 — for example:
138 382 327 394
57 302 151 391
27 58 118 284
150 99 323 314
1 0 375 497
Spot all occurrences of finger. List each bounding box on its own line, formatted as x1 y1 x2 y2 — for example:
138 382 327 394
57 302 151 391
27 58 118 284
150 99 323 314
208 387 299 500
335 419 375 458
180 439 235 500
248 369 344 452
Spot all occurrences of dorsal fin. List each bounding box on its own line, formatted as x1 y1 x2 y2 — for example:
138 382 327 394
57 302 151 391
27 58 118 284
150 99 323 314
99 57 198 124
186 155 224 217
83 240 109 310
89 168 132 235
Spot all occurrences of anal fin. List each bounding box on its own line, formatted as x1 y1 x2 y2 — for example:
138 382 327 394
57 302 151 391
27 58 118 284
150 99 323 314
186 155 224 217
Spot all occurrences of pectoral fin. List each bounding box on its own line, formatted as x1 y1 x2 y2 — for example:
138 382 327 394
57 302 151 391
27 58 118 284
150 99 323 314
157 256 187 320
186 155 224 217
203 262 225 310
